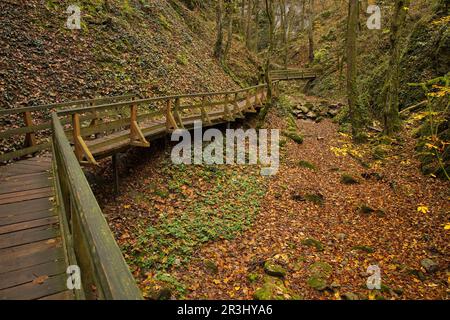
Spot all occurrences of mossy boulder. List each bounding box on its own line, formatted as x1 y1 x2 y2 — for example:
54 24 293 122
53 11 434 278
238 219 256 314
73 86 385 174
301 238 324 251
304 193 325 206
307 276 327 291
263 261 286 278
298 160 317 170
282 130 304 144
309 261 333 279
341 174 359 185
254 276 300 300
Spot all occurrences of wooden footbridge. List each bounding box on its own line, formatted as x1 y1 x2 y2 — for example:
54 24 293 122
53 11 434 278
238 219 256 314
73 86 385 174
0 69 316 300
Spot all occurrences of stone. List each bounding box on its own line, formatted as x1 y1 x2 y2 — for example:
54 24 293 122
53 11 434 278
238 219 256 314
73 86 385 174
263 261 286 278
342 292 359 300
299 105 310 113
254 276 300 300
301 238 324 251
309 261 333 279
421 258 439 273
307 276 327 291
328 109 339 117
341 174 359 185
306 111 317 119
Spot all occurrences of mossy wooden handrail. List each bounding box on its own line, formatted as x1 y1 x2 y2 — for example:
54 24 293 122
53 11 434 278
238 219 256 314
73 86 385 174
1 83 272 164
0 94 139 163
51 112 142 300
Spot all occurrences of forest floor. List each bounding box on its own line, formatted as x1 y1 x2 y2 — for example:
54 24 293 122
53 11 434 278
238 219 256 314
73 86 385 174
93 94 449 300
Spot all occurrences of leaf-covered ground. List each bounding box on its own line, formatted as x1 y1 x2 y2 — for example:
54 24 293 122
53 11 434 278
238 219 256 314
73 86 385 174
94 95 449 300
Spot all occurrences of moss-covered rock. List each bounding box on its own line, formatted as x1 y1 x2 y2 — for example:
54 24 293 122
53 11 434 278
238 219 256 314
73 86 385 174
301 238 324 251
282 130 304 144
254 276 300 300
307 276 327 291
263 261 286 278
340 174 359 185
309 261 333 279
298 160 317 170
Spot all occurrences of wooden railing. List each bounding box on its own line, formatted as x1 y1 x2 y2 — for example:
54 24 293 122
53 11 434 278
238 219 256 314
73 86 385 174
269 69 318 81
56 84 268 164
51 112 143 300
0 94 138 162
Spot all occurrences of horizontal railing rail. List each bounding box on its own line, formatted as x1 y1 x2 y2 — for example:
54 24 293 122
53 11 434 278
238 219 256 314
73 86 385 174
51 112 143 300
0 94 139 162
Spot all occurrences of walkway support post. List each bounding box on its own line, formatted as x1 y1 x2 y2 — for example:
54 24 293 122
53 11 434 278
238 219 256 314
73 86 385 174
165 99 178 131
129 103 150 147
72 113 97 165
112 153 119 197
23 111 36 148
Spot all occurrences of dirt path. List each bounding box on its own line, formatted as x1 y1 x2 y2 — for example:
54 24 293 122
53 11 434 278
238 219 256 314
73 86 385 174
173 108 449 300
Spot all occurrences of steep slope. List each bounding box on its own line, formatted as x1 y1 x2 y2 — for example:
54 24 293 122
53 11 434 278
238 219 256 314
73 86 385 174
0 0 258 109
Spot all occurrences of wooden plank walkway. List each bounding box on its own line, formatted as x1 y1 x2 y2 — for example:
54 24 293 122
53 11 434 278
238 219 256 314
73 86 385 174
0 157 73 300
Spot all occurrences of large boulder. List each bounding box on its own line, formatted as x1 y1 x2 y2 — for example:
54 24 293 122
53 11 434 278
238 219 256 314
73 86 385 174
254 276 301 300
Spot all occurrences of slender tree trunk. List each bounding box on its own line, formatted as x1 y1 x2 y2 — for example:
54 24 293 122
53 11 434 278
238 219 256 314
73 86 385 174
245 0 252 48
264 0 274 102
346 0 363 139
214 0 224 59
252 0 260 52
383 0 410 135
308 0 315 63
224 12 233 61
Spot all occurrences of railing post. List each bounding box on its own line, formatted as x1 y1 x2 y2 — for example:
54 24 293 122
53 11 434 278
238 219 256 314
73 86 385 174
223 94 233 120
165 99 178 131
174 97 184 129
233 92 244 118
72 113 83 162
130 103 150 147
245 89 251 110
255 87 262 105
23 111 36 148
200 96 212 125
72 113 97 165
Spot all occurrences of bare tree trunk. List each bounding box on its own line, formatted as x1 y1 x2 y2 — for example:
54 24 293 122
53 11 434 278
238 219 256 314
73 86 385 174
264 0 274 102
252 0 260 52
245 0 252 48
382 0 410 136
308 0 315 63
346 0 363 139
224 10 233 61
214 0 224 59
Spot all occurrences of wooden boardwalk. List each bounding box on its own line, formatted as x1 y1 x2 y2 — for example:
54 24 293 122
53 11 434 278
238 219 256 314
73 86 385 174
0 157 73 300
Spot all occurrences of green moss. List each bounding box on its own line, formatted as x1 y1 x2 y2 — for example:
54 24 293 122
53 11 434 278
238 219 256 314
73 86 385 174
247 273 259 283
301 238 324 251
298 160 316 170
309 261 333 279
283 130 304 144
176 53 189 65
341 174 359 185
254 277 299 300
352 245 375 253
307 276 327 290
304 193 325 206
263 261 286 278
